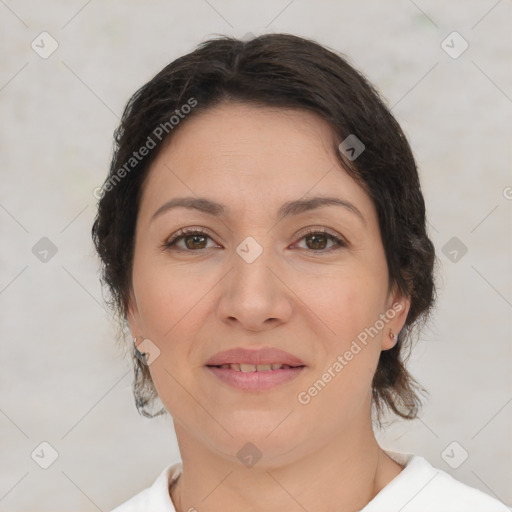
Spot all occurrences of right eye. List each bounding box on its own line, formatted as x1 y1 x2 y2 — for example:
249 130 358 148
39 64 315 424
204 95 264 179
162 229 220 252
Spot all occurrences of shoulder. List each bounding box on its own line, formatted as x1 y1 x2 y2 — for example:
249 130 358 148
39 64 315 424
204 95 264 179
419 465 510 511
363 451 510 512
109 461 182 512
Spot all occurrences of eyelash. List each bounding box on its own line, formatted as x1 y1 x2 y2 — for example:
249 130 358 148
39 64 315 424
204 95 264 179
161 227 347 253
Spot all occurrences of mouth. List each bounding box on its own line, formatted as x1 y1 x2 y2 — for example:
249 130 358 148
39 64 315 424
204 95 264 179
205 362 306 391
204 346 307 391
207 363 304 372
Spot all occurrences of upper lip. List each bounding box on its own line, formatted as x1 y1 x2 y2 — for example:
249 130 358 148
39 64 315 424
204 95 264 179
205 347 306 367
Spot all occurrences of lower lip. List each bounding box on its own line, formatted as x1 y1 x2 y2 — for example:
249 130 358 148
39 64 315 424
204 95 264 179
206 366 305 391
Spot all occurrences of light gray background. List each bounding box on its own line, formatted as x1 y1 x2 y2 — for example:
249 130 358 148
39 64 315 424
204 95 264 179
1 1 511 510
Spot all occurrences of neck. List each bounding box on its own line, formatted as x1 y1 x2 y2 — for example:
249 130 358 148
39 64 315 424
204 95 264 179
169 415 403 512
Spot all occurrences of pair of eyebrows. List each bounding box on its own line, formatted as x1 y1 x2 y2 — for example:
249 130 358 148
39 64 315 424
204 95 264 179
151 196 366 226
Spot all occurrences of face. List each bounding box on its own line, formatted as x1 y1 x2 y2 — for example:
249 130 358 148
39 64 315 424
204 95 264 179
127 102 410 466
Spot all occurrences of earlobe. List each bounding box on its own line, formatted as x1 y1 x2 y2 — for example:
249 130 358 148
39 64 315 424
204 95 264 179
383 328 397 350
381 293 411 350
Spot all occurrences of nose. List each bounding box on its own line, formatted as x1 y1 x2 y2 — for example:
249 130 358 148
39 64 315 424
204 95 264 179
216 243 293 332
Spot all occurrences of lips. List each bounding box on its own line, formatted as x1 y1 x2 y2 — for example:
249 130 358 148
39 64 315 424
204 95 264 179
214 363 297 372
205 347 306 391
205 347 306 368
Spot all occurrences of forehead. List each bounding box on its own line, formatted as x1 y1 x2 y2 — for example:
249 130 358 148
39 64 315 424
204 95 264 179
138 102 375 224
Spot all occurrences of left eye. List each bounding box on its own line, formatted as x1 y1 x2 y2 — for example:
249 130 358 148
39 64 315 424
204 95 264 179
295 230 346 251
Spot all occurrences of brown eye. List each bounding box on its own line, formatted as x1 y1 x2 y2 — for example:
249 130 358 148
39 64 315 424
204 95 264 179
183 233 208 250
163 230 216 251
305 233 329 250
296 229 347 252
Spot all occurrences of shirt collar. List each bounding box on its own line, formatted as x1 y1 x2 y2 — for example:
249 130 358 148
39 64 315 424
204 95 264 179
145 460 182 511
144 450 420 511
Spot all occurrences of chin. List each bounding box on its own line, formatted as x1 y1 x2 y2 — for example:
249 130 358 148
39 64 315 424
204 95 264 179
205 412 310 466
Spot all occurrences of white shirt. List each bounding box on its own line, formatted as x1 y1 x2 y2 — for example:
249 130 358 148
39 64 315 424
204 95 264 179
110 450 510 511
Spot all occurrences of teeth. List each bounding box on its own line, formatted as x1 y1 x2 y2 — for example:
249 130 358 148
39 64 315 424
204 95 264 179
217 363 293 372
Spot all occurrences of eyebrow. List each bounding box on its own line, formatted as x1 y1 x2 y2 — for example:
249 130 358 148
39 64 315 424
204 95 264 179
151 196 366 224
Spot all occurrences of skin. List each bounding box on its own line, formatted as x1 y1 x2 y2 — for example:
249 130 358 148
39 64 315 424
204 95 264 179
127 102 411 512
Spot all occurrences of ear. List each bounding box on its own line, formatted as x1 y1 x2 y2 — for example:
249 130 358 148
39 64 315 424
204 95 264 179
381 289 411 351
126 285 143 340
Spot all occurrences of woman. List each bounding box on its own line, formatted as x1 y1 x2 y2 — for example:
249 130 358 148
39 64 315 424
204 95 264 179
92 33 509 512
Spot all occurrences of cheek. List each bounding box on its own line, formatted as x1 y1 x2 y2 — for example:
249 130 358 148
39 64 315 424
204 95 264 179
297 281 384 418
131 258 212 397
314 270 387 339
132 251 209 337
308 268 387 394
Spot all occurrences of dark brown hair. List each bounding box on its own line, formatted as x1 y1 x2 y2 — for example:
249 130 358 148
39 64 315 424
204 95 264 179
92 33 436 423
